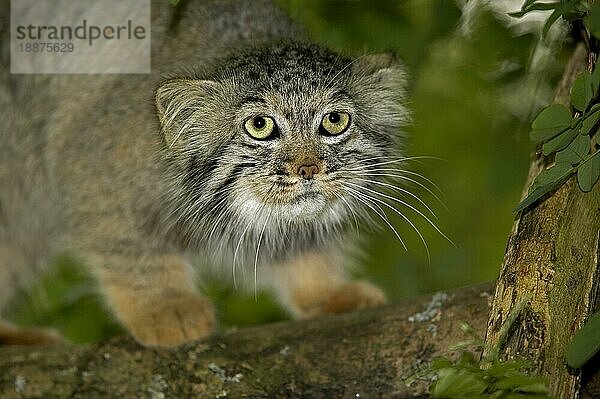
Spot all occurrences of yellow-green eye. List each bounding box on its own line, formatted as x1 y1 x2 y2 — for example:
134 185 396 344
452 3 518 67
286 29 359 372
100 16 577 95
244 116 276 140
321 112 350 135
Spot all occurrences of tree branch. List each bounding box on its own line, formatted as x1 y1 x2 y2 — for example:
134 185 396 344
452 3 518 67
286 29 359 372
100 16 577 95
0 284 493 399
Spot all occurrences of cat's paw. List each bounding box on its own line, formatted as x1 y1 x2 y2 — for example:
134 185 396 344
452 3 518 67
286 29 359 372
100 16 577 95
323 281 387 314
122 294 215 348
291 280 386 318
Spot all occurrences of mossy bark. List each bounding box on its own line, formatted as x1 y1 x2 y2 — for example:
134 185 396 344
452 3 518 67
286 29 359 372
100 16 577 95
0 284 492 399
483 43 600 398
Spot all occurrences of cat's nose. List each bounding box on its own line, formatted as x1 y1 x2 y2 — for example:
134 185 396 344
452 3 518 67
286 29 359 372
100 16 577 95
298 164 319 180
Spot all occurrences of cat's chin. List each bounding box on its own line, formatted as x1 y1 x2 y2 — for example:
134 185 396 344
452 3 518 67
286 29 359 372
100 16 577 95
233 190 342 225
271 195 330 222
285 192 329 219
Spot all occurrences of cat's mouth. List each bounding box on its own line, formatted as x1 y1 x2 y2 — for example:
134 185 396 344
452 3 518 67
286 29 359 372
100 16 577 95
272 179 327 203
263 180 330 215
291 189 321 203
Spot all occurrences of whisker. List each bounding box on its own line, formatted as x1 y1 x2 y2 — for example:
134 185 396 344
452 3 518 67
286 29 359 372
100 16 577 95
205 196 233 241
361 172 447 209
325 54 368 90
334 191 360 236
254 209 271 300
167 187 232 246
347 182 454 246
323 54 341 87
349 155 443 170
343 187 407 250
346 184 431 264
354 177 439 221
232 219 252 290
168 123 189 148
360 169 443 193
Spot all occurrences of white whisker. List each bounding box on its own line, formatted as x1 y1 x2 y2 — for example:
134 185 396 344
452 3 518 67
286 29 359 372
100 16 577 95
254 209 271 300
347 182 453 246
232 220 252 290
323 54 341 87
360 171 446 208
335 191 360 236
169 122 189 148
346 184 431 264
355 177 438 221
325 54 367 89
348 155 442 170
359 168 443 192
205 196 233 241
343 187 407 250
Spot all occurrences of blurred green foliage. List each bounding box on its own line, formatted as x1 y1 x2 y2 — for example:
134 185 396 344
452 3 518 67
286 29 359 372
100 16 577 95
8 1 568 343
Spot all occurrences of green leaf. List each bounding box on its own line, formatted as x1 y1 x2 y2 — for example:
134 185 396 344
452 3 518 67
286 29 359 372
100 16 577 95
567 311 600 368
515 187 552 213
430 358 453 370
486 361 532 377
571 71 595 111
522 0 539 8
532 161 572 188
516 162 574 212
584 4 600 38
431 369 487 398
502 394 552 399
495 375 548 393
542 8 565 38
458 351 477 366
542 128 578 155
509 2 562 18
555 134 590 165
581 104 600 135
592 65 600 94
529 104 572 142
576 150 600 192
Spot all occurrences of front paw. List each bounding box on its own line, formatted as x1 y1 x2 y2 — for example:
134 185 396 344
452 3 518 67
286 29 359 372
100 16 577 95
121 294 215 348
323 280 387 314
292 280 387 318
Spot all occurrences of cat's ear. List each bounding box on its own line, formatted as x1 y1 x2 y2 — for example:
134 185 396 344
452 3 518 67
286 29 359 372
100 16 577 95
155 79 220 148
352 53 406 88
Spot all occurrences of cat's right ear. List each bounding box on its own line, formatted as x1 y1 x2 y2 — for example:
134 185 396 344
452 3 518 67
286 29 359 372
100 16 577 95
352 53 407 91
155 79 220 148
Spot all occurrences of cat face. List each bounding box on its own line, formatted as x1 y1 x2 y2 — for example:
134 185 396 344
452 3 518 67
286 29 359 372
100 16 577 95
156 42 408 248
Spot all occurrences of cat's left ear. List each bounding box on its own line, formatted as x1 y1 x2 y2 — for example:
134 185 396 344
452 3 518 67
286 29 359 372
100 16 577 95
155 79 221 148
352 53 406 89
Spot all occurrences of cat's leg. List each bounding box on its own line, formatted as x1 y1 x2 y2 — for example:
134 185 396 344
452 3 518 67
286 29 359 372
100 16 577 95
90 252 215 347
268 250 386 319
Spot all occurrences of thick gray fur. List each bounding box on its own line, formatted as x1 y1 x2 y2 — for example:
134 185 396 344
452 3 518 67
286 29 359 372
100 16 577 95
0 0 408 346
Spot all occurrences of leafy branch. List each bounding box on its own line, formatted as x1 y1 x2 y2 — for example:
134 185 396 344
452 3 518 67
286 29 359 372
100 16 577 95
515 57 600 212
511 1 600 212
509 1 590 38
512 0 600 376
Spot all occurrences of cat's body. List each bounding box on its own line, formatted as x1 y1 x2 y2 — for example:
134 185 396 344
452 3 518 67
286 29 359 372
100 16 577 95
0 0 407 346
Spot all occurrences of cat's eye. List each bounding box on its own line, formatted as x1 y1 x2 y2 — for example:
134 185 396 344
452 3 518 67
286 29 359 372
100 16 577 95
244 116 276 140
320 112 351 136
